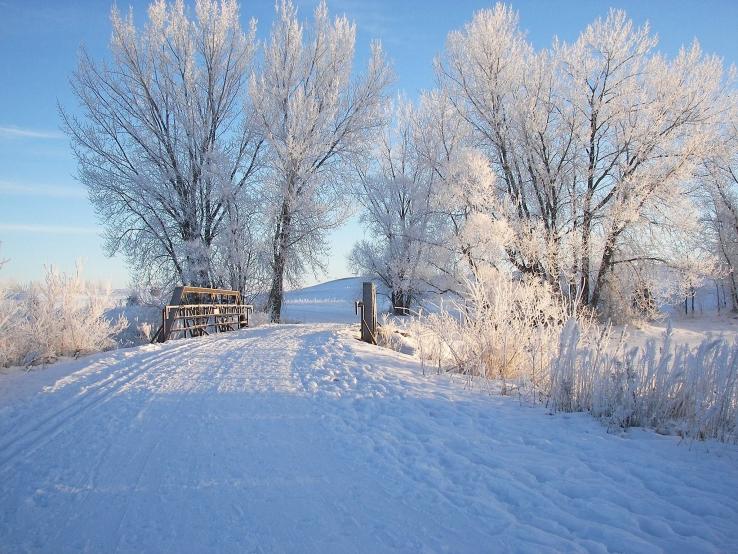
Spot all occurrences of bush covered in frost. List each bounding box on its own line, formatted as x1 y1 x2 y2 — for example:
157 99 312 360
394 267 584 389
0 264 127 368
392 268 737 442
547 320 738 442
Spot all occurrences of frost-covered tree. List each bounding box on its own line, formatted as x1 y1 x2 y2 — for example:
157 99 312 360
210 191 267 302
558 12 728 311
409 92 517 296
702 109 738 310
251 0 392 322
62 0 263 292
350 100 435 313
436 5 731 313
436 6 576 288
427 146 509 290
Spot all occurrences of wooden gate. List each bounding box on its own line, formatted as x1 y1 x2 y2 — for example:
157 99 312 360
152 286 253 343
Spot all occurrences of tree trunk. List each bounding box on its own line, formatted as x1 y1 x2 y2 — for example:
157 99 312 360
267 250 286 323
729 273 738 312
182 233 211 287
579 210 592 306
391 289 410 315
580 103 598 307
267 197 292 323
589 226 622 310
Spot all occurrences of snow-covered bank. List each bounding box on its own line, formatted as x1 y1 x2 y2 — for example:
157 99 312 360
1 324 736 552
624 312 738 349
281 277 379 323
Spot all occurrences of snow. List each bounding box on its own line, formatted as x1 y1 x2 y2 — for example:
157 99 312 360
622 312 738 349
281 277 376 323
1 318 738 552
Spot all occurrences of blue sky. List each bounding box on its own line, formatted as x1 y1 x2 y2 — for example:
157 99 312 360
1 0 737 288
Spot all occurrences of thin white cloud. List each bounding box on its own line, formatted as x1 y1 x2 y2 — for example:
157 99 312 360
0 224 99 235
0 126 64 140
0 180 87 199
328 0 416 47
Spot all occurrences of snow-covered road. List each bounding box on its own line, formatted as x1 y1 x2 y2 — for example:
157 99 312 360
1 324 737 552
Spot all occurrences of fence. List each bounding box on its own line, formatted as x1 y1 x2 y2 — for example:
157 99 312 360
152 286 253 343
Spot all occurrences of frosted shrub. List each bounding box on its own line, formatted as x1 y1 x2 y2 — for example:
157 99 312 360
137 321 153 342
375 315 407 353
0 253 22 366
107 303 162 347
0 265 127 367
405 268 738 441
547 321 738 442
412 267 575 390
406 315 449 376
374 314 439 362
0 287 22 368
247 310 271 328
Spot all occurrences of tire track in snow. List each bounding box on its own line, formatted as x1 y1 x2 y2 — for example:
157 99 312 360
41 333 249 550
0 324 308 474
93 325 313 551
109 375 192 552
0 336 233 472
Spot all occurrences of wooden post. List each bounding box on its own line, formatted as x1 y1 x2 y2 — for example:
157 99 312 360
361 281 377 344
159 286 184 342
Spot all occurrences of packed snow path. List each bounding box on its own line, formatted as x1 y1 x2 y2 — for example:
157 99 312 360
1 325 738 552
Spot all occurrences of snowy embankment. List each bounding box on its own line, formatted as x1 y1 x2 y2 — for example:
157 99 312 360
1 324 737 552
623 313 738 349
281 276 386 323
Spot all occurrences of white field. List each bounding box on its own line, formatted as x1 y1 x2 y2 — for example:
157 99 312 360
621 313 738 349
281 277 376 323
0 279 737 552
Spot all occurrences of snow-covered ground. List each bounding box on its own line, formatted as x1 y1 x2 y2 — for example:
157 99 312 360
281 277 374 323
623 312 738 349
1 320 737 552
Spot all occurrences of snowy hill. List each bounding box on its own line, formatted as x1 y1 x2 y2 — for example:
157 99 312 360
282 276 384 323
